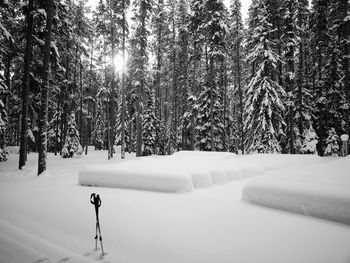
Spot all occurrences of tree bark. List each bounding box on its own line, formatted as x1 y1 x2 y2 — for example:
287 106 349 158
38 0 54 175
121 0 126 159
19 0 34 169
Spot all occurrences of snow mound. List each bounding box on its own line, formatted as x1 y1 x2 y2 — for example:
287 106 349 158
243 157 350 225
79 152 323 193
79 164 193 193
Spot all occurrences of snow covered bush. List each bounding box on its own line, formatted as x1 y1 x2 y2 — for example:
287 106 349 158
300 125 318 154
324 128 340 156
0 148 8 162
62 113 83 158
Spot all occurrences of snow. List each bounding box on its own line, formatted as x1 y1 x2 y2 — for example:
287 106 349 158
79 151 266 192
243 156 350 225
1 150 350 263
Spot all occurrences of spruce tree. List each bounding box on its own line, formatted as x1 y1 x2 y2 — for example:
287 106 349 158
281 0 297 154
324 127 340 156
38 0 54 175
300 124 319 154
62 113 83 158
194 0 227 152
229 0 244 153
142 88 158 156
245 0 286 153
294 0 313 152
310 0 330 155
130 0 152 157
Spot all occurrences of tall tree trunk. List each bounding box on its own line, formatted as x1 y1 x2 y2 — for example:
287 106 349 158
297 40 304 135
19 0 34 169
54 101 60 155
236 40 244 154
79 55 84 148
341 0 350 136
121 0 126 159
38 0 54 175
86 42 94 155
209 56 214 151
172 14 177 153
110 13 117 159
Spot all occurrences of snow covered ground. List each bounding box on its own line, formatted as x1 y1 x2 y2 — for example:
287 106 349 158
1 149 350 263
243 156 350 225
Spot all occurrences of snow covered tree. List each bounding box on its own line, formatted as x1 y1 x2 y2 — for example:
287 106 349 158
310 0 330 155
281 0 297 154
130 0 152 156
92 87 108 150
142 88 158 156
194 0 227 151
62 113 83 158
300 124 318 155
245 0 286 153
0 81 7 162
229 0 245 153
0 14 11 162
37 0 54 175
324 127 340 156
19 0 34 169
294 0 313 152
177 0 190 150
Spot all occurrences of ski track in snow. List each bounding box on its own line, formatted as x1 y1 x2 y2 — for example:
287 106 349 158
1 149 350 263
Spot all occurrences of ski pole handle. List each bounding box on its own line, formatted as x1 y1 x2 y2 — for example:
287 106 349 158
90 193 101 208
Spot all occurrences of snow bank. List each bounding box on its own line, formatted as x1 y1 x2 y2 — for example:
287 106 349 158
243 157 350 225
79 165 193 193
79 152 324 193
2 151 350 263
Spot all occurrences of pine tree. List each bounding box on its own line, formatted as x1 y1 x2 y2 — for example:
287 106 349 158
339 0 350 136
245 0 286 153
282 0 297 154
92 87 107 150
229 0 245 153
130 0 152 157
0 12 11 162
310 0 330 155
19 0 34 169
38 0 54 175
294 0 313 152
194 0 227 152
0 77 7 162
300 124 318 154
177 0 190 150
324 127 340 156
62 113 83 158
142 88 158 156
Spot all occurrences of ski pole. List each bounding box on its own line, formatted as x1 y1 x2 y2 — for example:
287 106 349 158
90 193 104 256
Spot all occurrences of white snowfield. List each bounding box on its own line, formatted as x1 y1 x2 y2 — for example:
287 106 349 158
78 151 321 193
1 150 350 263
243 156 350 225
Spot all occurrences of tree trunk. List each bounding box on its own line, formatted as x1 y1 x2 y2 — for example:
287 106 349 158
79 55 84 148
19 0 34 169
121 0 126 159
209 56 214 151
341 0 350 136
110 12 117 159
38 0 54 175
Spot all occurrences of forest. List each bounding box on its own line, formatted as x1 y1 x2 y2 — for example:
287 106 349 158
0 0 349 175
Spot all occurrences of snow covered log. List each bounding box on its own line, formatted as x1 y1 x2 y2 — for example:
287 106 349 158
243 157 350 225
79 165 194 193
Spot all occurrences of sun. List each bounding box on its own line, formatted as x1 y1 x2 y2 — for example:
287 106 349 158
113 53 127 73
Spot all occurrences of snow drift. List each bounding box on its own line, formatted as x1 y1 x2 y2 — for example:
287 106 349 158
79 151 322 193
243 156 350 225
